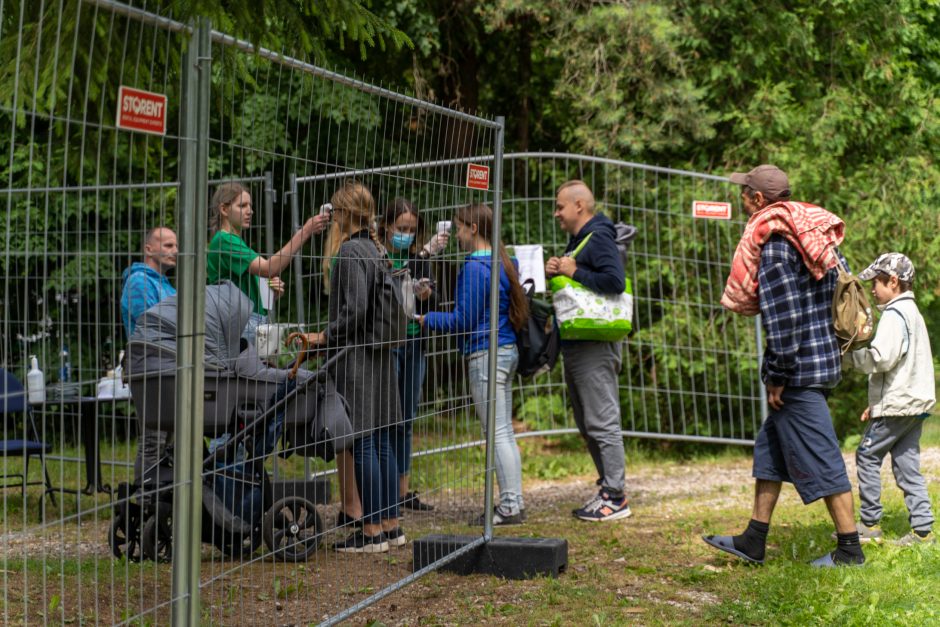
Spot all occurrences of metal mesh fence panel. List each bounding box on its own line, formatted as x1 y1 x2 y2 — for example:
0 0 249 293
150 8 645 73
501 153 765 445
2 1 764 624
2 1 507 625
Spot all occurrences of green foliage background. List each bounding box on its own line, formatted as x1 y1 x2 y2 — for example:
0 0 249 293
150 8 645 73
2 0 938 440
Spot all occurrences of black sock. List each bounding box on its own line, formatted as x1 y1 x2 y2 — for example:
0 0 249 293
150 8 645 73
732 519 769 561
833 532 865 565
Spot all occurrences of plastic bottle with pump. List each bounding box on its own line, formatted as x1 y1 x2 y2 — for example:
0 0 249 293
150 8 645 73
27 355 46 404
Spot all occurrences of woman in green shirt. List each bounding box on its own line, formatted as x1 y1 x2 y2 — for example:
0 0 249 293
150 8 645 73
207 181 328 343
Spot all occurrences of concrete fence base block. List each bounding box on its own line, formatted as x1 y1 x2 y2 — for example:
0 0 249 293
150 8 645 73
413 534 567 579
270 477 331 505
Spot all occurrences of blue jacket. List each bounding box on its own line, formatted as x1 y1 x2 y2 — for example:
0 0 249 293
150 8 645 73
564 214 625 295
758 235 841 388
425 252 518 355
121 262 176 338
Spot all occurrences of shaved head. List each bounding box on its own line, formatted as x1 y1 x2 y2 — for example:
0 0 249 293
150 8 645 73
557 180 596 213
554 180 596 234
144 226 178 273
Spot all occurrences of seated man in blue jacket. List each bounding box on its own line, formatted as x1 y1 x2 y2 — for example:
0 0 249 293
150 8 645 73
121 226 178 337
120 226 177 481
546 180 632 522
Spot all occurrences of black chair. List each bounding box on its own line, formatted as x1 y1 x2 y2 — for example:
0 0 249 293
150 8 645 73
1 368 57 520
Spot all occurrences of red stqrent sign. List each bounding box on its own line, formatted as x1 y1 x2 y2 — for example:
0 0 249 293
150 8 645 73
466 163 490 190
692 200 732 220
116 85 168 136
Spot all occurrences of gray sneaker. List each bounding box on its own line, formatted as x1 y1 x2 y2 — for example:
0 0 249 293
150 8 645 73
895 530 935 546
831 522 883 544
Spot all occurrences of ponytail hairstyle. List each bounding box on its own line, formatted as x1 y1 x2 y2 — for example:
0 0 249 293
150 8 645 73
209 181 249 237
454 203 529 331
322 180 387 289
378 197 423 253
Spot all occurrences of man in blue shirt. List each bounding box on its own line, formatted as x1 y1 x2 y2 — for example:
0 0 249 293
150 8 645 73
120 226 177 482
121 227 178 337
702 165 864 568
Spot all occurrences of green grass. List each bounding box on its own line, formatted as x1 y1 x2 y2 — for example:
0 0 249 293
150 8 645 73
4 420 939 624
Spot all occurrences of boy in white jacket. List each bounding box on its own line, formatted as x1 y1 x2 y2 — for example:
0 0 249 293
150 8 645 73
844 253 936 545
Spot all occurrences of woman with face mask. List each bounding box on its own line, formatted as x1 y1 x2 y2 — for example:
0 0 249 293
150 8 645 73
378 198 445 513
419 203 530 526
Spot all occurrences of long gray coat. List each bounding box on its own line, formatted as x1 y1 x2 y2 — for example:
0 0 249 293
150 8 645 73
324 233 402 435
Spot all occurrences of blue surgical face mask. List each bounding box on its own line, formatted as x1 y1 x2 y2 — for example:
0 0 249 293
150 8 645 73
391 232 415 251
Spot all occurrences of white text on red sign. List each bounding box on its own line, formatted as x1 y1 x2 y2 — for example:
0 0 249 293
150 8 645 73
116 85 168 136
466 164 490 190
691 200 732 220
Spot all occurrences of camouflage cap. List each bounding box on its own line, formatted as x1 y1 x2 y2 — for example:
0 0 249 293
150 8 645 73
858 252 915 283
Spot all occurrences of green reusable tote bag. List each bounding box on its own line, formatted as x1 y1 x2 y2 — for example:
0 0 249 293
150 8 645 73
548 232 633 341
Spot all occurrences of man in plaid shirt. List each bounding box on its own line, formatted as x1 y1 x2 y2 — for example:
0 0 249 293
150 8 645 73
703 165 865 568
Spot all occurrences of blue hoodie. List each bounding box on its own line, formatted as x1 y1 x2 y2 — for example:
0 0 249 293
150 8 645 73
564 213 625 295
424 252 518 355
121 262 176 337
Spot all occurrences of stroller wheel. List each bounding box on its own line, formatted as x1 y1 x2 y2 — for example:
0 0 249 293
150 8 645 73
263 496 323 562
142 508 173 562
109 513 142 562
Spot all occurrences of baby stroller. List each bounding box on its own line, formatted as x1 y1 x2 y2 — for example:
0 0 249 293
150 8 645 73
109 282 354 562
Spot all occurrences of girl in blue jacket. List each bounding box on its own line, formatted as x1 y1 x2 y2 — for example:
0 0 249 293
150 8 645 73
421 203 529 525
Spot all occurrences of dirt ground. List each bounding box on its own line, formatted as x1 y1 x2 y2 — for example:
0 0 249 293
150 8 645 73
3 448 938 625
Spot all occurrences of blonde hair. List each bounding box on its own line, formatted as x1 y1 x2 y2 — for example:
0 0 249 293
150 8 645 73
322 181 387 290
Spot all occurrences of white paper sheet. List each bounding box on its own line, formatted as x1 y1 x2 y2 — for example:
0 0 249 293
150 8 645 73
258 277 275 311
511 244 546 293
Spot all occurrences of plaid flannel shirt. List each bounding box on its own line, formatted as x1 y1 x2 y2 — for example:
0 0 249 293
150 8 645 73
758 235 842 388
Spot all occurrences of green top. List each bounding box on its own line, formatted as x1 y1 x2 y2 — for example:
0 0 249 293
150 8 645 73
207 231 264 314
389 248 421 337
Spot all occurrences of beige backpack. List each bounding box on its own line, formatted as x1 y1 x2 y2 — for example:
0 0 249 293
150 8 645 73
832 252 874 354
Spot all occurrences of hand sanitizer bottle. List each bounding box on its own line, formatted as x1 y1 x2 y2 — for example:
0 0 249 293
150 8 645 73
27 355 46 404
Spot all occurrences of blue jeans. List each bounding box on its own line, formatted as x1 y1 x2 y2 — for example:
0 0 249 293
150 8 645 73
391 339 427 477
242 311 267 345
467 344 523 514
353 428 400 525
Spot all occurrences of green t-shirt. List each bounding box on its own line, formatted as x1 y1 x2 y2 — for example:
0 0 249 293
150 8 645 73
207 231 264 314
389 249 421 337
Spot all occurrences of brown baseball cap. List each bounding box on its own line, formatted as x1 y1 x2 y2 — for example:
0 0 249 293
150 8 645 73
729 164 790 199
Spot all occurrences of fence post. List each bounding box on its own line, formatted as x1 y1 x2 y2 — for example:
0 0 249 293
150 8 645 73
172 18 211 626
287 173 307 325
483 117 506 539
264 171 277 266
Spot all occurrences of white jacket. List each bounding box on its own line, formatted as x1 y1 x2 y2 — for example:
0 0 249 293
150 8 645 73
845 292 936 417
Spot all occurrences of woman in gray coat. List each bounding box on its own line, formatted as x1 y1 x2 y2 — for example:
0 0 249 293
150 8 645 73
306 181 404 553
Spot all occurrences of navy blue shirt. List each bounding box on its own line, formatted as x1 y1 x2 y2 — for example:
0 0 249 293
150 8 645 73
758 235 842 388
425 252 518 355
564 214 625 295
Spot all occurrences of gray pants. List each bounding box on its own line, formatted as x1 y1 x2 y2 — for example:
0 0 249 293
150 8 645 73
134 429 168 484
856 416 934 531
562 340 626 496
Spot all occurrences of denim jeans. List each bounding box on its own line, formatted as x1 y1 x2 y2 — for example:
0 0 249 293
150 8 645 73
242 311 267 346
391 339 427 477
353 428 400 525
467 344 523 514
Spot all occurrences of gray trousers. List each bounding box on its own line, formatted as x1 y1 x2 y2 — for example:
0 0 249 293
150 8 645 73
856 416 934 531
134 429 168 484
562 340 626 496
